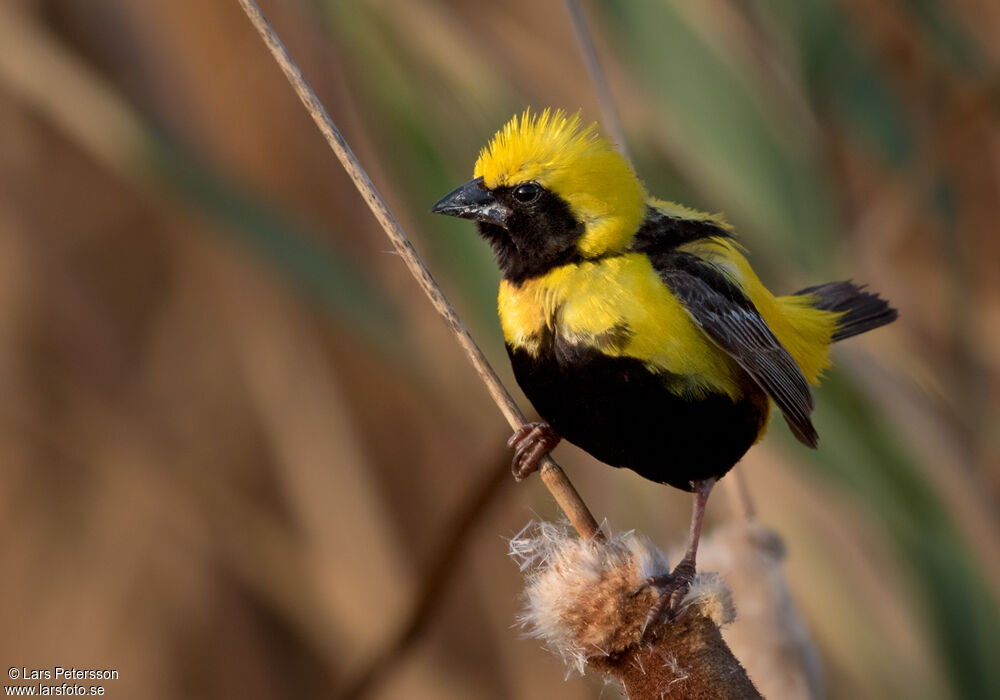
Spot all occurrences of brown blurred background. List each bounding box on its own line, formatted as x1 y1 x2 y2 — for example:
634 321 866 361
1 0 998 698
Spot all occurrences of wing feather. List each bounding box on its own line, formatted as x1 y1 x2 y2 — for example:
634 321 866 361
653 254 819 448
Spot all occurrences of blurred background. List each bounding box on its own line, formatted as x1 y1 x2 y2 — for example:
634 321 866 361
1 0 998 698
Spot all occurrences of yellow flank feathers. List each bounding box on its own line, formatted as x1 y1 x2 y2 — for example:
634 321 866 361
498 228 843 400
475 109 647 257
675 237 838 384
499 253 745 399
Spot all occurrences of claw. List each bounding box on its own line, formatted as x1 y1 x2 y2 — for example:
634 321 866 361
508 422 560 481
636 558 697 643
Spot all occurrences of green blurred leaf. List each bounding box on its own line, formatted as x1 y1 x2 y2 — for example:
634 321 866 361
145 133 402 349
809 373 1000 699
901 0 990 73
779 0 915 167
321 1 507 328
598 0 840 270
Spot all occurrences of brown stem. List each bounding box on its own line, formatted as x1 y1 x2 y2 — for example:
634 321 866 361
235 0 603 542
565 0 630 161
593 608 762 700
726 468 757 521
338 453 512 699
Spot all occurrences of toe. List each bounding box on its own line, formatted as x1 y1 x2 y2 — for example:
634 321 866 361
507 422 560 481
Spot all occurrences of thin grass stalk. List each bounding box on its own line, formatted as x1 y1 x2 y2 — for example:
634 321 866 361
565 0 630 160
235 0 602 542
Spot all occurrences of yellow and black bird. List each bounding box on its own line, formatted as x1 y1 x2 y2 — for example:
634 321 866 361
432 109 896 621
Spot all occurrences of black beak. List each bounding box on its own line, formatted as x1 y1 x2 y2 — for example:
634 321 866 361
431 177 511 228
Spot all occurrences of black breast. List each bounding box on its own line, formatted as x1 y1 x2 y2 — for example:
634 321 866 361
507 340 768 491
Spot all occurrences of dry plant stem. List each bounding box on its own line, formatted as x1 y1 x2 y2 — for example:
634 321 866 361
597 612 763 700
339 454 513 700
566 0 630 161
236 0 602 542
727 468 757 521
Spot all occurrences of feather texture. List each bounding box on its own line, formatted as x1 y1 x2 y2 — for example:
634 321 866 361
435 108 896 482
475 109 646 258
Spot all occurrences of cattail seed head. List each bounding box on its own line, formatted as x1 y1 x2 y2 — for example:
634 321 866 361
509 521 735 676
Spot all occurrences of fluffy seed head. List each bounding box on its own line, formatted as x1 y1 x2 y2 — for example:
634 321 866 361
509 521 735 676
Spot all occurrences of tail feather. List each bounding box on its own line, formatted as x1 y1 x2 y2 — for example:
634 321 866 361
796 280 897 342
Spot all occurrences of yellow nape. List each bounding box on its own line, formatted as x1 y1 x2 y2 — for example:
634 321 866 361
648 197 734 231
474 108 647 258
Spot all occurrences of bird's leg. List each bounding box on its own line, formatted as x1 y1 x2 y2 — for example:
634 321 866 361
507 421 561 481
637 478 716 640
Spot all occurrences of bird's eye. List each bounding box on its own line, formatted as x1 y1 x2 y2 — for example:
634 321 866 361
513 182 542 204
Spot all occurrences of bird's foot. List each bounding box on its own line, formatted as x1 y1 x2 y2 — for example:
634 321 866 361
635 557 697 643
507 422 561 481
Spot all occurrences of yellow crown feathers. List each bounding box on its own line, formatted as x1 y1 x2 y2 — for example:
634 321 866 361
475 109 598 188
474 109 647 257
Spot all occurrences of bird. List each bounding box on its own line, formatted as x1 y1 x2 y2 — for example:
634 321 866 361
431 108 897 629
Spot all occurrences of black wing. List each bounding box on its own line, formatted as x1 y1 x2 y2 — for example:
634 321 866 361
653 252 819 448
